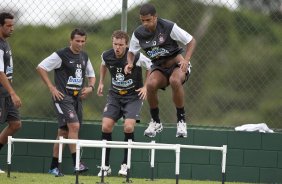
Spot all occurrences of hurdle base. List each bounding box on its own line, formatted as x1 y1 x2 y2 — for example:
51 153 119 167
7 164 11 178
222 172 226 184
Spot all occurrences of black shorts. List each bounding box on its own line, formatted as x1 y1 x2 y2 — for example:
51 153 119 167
53 95 82 130
151 63 191 88
103 92 143 122
0 96 21 124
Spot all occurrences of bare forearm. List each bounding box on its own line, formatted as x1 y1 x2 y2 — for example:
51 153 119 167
88 77 96 87
36 67 54 89
184 37 196 62
0 72 16 95
127 52 135 66
99 65 107 85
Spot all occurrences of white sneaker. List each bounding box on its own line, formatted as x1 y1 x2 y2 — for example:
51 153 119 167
118 164 127 176
0 168 5 174
144 119 163 137
176 120 187 138
97 165 111 177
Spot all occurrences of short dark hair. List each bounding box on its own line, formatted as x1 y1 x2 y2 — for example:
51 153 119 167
139 3 156 16
111 30 129 44
0 12 14 26
70 28 87 39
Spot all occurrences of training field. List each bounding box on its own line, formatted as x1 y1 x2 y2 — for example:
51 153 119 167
0 172 250 184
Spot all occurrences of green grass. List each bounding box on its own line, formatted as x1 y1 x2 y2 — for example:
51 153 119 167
0 172 250 184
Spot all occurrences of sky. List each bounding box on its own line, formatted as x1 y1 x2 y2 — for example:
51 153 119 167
0 0 147 27
0 0 238 27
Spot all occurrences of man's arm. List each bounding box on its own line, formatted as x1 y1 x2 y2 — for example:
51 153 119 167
0 72 21 108
184 37 196 63
80 76 96 99
97 64 107 96
125 33 141 74
36 66 64 101
124 51 135 74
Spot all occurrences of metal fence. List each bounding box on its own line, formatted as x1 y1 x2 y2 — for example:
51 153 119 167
1 0 281 128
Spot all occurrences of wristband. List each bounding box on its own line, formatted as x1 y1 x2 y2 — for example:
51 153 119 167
89 85 94 91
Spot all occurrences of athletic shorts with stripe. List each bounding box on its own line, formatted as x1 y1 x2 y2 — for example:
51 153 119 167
53 95 82 130
103 91 142 122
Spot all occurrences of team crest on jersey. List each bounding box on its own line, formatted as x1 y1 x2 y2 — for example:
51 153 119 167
158 33 165 44
112 73 133 87
67 68 83 86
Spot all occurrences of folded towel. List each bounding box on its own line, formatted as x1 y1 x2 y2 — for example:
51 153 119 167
235 123 274 133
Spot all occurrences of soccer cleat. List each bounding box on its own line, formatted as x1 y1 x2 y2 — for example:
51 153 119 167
118 164 127 176
144 119 163 137
48 167 64 177
74 162 89 173
0 168 5 174
97 165 111 177
176 120 187 138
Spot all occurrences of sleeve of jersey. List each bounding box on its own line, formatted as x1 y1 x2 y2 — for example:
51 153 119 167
37 52 62 72
170 24 193 45
138 53 152 70
85 59 95 77
0 50 4 72
128 33 141 55
101 52 106 66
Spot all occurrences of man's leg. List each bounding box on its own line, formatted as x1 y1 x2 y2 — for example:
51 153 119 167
49 128 68 172
98 117 115 176
170 68 188 138
0 120 21 173
67 122 80 167
145 70 167 137
0 120 22 148
118 119 135 176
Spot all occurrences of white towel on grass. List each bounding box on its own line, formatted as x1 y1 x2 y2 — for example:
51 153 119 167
235 123 274 133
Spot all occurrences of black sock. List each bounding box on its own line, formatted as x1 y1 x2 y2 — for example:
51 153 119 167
0 143 3 151
176 107 185 122
50 157 59 169
150 108 160 123
102 132 112 166
71 153 77 166
122 132 134 164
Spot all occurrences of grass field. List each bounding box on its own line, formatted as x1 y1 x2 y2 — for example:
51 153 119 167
0 172 250 184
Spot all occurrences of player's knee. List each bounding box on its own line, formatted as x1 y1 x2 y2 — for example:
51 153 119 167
102 123 113 133
9 121 22 131
146 81 158 92
169 77 182 88
124 125 134 133
68 123 80 133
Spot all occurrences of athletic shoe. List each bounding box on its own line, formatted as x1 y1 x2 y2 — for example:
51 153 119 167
48 167 64 176
0 168 5 174
176 120 187 138
144 119 163 137
74 162 89 173
118 164 127 176
97 165 111 177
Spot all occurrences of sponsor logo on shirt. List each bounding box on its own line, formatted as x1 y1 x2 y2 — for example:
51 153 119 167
112 73 133 87
146 47 169 59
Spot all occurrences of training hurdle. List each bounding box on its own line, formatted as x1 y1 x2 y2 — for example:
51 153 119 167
7 136 227 184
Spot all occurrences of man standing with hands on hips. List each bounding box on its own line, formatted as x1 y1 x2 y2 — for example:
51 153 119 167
37 28 95 176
